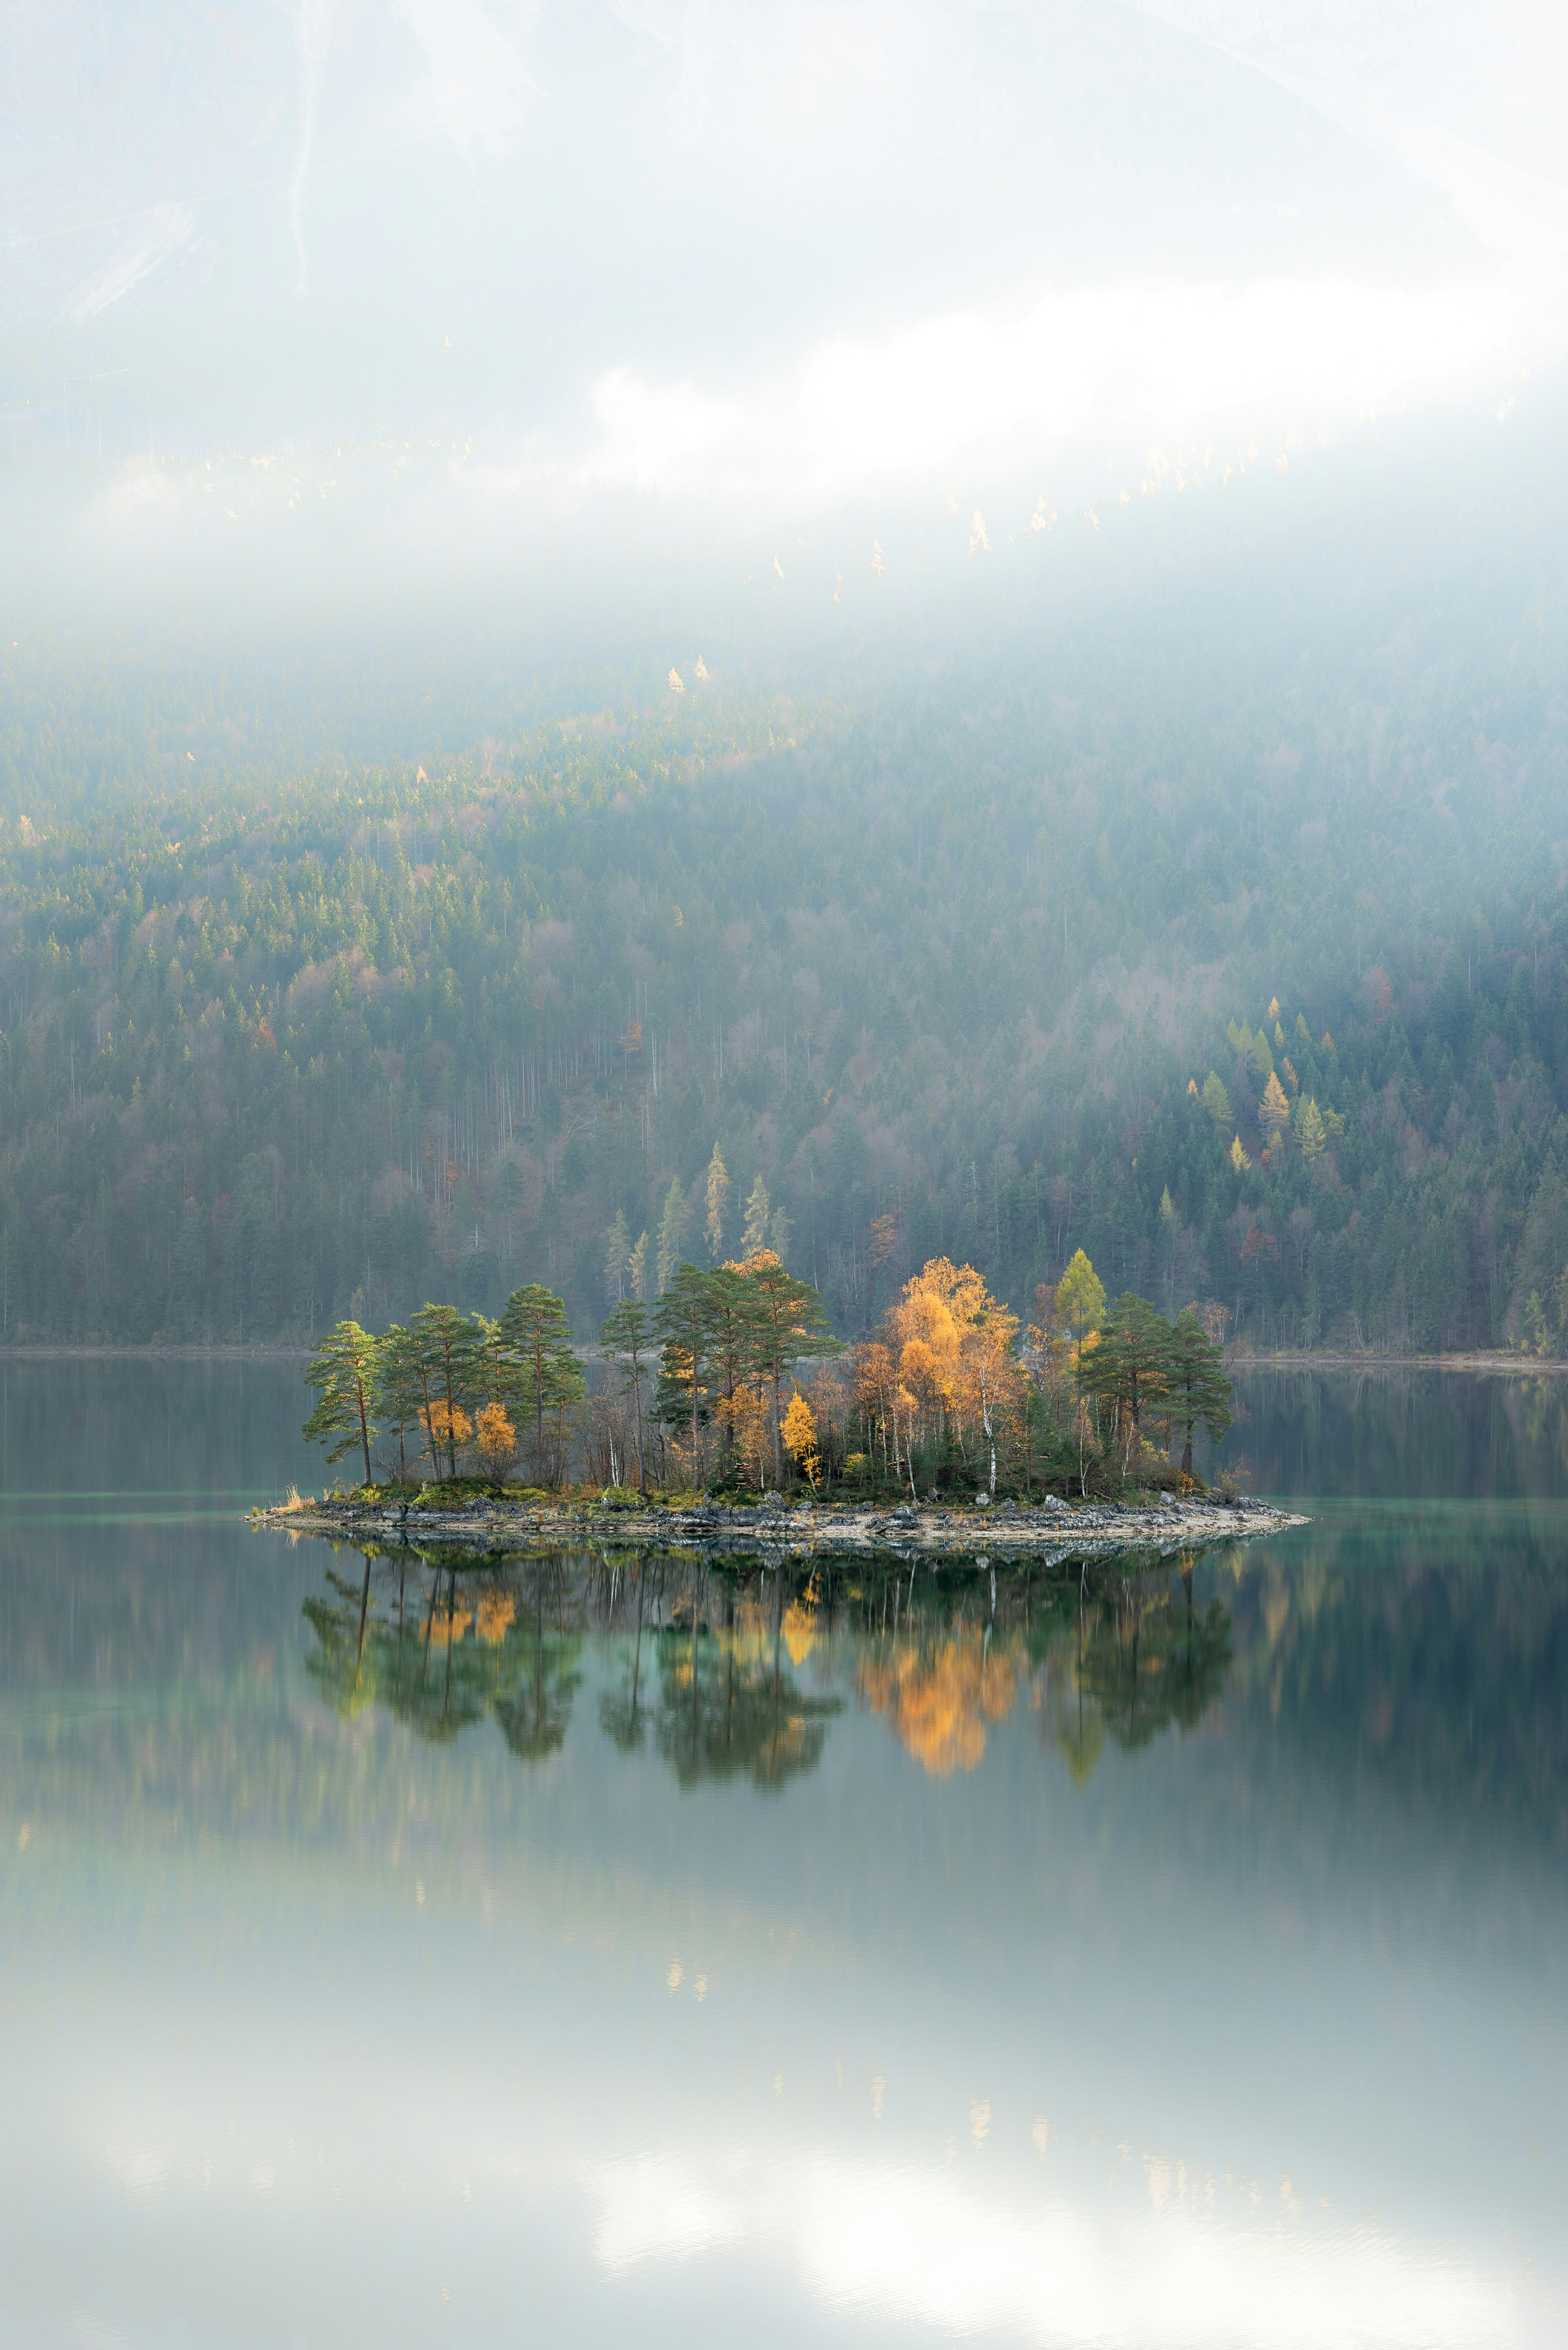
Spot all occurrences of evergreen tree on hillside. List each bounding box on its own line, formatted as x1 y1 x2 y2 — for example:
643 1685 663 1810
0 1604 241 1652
655 1180 689 1295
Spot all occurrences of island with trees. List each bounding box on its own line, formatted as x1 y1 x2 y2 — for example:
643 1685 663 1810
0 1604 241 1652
270 1244 1303 1556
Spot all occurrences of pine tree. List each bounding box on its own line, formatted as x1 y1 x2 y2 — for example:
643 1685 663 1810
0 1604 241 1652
373 1320 436 1482
628 1229 650 1301
653 1263 715 1482
497 1283 582 1486
1296 1097 1327 1159
656 1178 689 1294
704 1263 765 1476
599 1298 655 1491
407 1302 479 1478
1200 1072 1231 1132
1165 1308 1234 1478
704 1142 730 1258
1076 1292 1171 1470
604 1208 630 1302
302 1321 380 1485
741 1174 771 1257
744 1253 839 1486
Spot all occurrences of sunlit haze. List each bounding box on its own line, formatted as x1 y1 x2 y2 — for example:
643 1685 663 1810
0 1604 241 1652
6 2 1566 643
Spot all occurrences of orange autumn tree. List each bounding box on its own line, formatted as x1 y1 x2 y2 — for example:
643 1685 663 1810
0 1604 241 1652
881 1257 1025 1497
472 1401 517 1476
428 1397 472 1462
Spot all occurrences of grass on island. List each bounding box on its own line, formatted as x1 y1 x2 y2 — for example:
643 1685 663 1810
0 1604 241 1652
278 1456 1225 1517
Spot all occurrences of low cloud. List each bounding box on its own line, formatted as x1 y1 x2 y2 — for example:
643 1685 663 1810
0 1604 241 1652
575 274 1529 504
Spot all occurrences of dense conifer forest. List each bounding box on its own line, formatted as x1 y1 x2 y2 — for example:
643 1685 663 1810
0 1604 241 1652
2 565 1566 1352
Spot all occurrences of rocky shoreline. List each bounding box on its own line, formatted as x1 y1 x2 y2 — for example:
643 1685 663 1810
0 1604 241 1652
253 1490 1307 1561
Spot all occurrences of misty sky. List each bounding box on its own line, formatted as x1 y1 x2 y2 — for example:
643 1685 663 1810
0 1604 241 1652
3 3 1565 625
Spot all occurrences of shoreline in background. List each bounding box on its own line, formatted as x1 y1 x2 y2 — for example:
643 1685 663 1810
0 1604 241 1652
0 1345 311 1361
1228 1350 1568 1374
0 1344 1559 1375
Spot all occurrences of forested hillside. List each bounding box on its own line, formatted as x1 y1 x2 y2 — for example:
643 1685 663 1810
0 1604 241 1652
2 581 1567 1350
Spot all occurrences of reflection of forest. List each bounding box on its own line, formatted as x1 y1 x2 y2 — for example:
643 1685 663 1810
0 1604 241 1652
597 1568 845 1789
303 1552 583 1754
292 1517 1568 1820
851 1556 1230 1778
299 1546 1237 1790
13 1516 1563 1853
301 1548 844 1788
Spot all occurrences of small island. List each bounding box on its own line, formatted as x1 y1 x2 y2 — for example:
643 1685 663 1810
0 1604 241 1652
260 1248 1306 1561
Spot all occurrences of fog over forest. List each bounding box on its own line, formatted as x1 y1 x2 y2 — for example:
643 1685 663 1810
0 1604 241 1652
3 0 1567 1354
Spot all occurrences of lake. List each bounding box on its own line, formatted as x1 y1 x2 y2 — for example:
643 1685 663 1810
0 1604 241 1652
1 1362 1564 2348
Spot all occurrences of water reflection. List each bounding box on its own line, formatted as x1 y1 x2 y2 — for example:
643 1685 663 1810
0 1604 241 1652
298 1542 1241 1792
5 1360 1568 2348
303 1553 584 1753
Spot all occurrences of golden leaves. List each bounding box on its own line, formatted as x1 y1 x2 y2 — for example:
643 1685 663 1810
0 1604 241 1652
859 1632 1019 1777
427 1604 472 1648
474 1402 516 1469
475 1591 517 1646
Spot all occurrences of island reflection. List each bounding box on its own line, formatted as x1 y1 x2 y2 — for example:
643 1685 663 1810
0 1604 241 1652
301 1544 1233 1788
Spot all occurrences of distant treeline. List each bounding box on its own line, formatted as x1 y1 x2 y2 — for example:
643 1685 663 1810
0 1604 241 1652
1 606 1567 1350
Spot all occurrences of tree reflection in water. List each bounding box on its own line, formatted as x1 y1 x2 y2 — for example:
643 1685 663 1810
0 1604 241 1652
650 1565 842 1791
853 1551 1231 1779
303 1548 579 1751
300 1543 1234 1790
1057 1553 1233 1757
494 1567 583 1761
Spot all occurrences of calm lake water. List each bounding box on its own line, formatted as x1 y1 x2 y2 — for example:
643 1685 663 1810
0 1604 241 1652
2 1363 1565 2349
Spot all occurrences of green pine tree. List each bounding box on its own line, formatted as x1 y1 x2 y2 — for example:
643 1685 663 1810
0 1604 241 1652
498 1282 582 1486
652 1263 718 1482
656 1179 689 1294
1076 1293 1172 1471
373 1321 437 1482
302 1321 381 1486
604 1209 631 1302
599 1298 655 1492
408 1302 481 1479
1165 1309 1234 1479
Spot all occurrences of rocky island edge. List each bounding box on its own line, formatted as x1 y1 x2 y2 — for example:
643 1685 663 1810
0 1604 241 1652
253 1488 1307 1560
